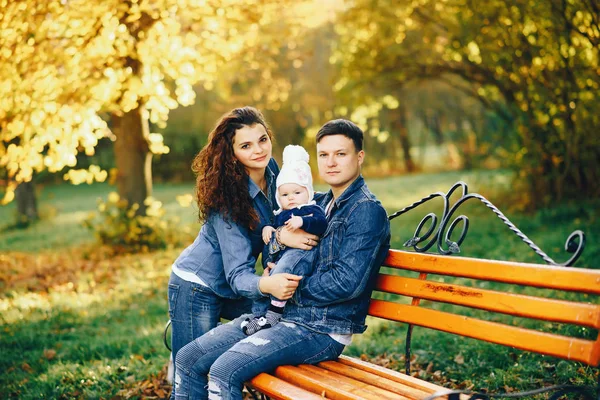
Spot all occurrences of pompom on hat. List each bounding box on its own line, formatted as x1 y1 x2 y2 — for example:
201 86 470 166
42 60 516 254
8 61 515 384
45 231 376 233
275 145 314 210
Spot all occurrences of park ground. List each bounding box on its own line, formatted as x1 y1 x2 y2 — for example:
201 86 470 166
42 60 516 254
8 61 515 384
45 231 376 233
1 169 599 399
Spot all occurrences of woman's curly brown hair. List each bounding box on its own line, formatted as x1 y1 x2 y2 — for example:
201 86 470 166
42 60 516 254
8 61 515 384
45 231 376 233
192 106 273 229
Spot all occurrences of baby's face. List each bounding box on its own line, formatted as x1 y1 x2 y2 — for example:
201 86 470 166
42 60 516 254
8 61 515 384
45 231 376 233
278 183 309 210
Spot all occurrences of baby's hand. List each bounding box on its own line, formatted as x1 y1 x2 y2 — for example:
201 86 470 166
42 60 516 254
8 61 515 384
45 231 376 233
262 264 272 277
285 215 304 230
262 226 276 245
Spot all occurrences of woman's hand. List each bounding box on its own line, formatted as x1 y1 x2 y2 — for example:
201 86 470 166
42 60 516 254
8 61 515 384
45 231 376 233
278 227 319 250
259 273 302 300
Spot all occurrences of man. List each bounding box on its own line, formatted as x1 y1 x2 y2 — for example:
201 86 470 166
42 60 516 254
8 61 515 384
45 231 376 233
174 119 391 400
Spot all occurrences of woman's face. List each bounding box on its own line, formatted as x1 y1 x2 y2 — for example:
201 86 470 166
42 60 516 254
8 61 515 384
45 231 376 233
232 123 272 173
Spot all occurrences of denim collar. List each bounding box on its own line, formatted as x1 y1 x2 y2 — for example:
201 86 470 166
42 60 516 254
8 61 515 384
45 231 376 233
248 159 277 199
322 175 365 208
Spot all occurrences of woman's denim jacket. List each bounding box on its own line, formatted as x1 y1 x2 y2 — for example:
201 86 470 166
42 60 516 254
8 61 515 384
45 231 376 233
173 158 279 300
281 176 391 334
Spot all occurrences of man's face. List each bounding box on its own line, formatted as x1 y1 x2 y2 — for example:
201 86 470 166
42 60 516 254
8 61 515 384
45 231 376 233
316 134 364 191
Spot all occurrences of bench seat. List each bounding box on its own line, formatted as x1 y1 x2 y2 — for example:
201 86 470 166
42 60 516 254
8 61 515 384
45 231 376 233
248 355 457 399
246 250 600 400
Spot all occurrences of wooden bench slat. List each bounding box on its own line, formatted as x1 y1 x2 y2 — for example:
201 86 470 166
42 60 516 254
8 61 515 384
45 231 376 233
247 372 326 400
275 364 388 400
384 251 600 294
318 360 433 398
336 356 453 395
298 364 407 399
375 274 600 328
369 300 600 365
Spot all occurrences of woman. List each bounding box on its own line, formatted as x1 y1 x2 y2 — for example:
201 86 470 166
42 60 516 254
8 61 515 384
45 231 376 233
167 106 317 397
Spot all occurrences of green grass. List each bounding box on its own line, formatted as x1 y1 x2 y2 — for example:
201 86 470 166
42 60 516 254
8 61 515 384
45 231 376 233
0 182 201 252
1 170 599 399
0 252 176 399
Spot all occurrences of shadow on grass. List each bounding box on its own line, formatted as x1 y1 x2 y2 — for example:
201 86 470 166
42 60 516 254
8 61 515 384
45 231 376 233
1 281 170 399
0 247 178 399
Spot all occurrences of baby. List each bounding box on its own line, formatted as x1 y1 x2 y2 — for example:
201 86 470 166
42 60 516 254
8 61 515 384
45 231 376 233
241 145 327 335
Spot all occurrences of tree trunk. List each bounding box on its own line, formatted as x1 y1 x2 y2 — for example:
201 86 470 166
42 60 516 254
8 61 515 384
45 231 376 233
111 106 152 215
392 105 416 173
15 180 39 223
422 110 444 145
455 116 475 170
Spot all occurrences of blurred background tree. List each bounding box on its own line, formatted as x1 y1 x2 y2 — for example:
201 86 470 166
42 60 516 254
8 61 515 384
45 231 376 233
1 0 598 217
332 0 599 207
0 0 309 215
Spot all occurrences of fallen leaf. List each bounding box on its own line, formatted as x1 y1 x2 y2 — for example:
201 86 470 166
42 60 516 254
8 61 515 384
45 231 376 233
454 353 464 365
425 362 434 373
43 349 57 360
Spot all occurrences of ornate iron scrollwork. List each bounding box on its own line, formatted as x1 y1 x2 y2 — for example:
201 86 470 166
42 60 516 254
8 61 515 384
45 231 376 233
164 320 171 351
388 181 585 266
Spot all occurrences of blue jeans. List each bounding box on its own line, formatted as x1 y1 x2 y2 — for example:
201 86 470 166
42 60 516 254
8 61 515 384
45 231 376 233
168 272 252 398
252 247 318 313
271 247 316 276
174 314 345 400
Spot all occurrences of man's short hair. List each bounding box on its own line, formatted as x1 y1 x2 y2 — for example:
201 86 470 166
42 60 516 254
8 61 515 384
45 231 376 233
316 119 364 152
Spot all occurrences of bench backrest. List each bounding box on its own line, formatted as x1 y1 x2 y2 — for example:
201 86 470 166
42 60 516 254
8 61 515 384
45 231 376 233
369 250 600 366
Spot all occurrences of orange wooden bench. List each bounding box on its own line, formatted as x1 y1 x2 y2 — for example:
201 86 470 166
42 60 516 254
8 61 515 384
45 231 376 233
245 182 598 399
246 250 600 399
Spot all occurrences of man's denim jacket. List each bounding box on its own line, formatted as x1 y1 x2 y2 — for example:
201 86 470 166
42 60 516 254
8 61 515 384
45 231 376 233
281 176 391 334
173 158 279 300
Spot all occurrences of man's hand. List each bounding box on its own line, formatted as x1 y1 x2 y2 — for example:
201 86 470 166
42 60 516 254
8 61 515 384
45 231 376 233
262 226 276 245
284 215 303 230
279 227 319 250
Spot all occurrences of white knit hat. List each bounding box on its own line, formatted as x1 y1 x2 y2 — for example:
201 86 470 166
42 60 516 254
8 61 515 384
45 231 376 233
275 145 314 210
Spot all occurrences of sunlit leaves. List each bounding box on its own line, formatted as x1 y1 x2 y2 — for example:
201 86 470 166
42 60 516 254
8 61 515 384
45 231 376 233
64 165 109 185
0 0 306 203
333 0 600 204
